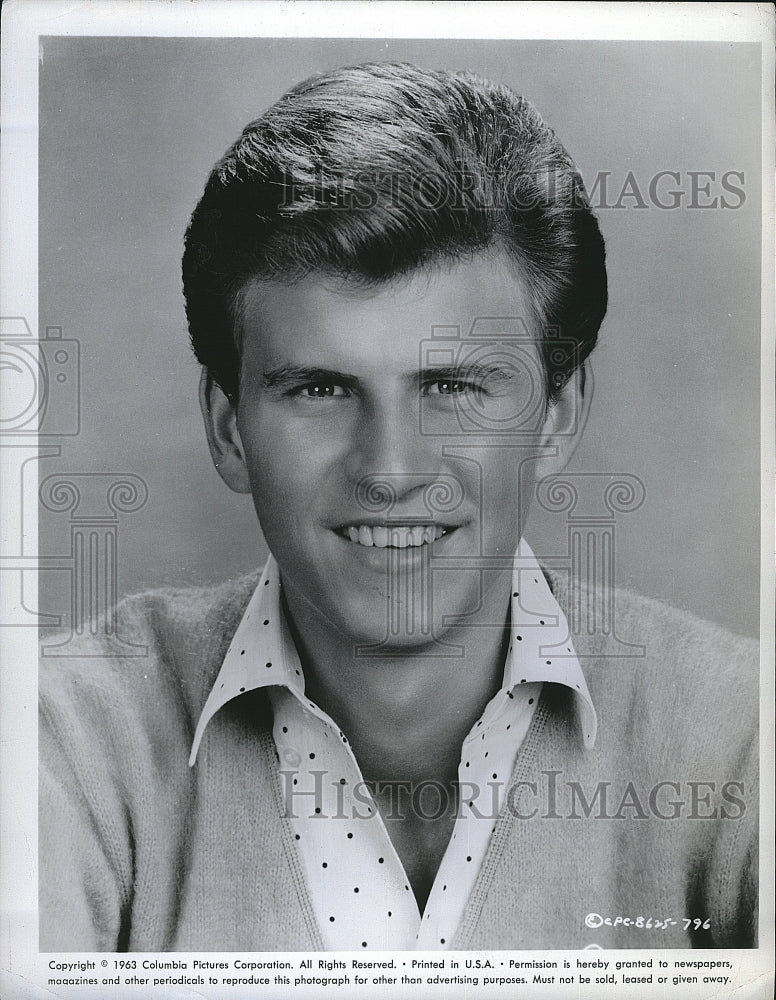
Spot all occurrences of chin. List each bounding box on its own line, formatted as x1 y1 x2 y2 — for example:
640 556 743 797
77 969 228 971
334 590 471 655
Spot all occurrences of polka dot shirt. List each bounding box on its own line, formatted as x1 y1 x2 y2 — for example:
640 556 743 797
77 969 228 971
190 540 597 950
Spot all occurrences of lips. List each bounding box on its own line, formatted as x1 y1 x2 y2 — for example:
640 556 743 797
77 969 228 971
337 524 453 548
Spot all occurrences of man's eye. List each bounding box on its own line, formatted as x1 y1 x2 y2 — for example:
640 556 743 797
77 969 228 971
298 383 349 399
427 379 479 396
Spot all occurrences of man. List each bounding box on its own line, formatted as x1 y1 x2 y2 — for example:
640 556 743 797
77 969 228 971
40 62 757 951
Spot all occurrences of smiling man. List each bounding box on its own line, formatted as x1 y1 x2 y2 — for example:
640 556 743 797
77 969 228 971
40 62 758 952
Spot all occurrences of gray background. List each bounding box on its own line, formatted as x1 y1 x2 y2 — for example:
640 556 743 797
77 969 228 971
39 37 762 638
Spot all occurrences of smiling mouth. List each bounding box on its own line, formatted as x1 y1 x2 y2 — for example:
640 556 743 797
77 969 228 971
336 524 455 548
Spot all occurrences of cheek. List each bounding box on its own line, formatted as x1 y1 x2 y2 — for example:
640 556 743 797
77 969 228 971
239 422 340 529
478 459 524 540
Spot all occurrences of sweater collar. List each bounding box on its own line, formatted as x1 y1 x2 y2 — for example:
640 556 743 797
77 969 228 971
190 540 596 765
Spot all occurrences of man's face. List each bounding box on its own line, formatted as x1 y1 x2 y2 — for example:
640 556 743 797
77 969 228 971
227 251 576 648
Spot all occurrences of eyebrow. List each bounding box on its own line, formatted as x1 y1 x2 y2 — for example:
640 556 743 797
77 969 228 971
261 362 516 390
417 364 515 385
261 365 359 390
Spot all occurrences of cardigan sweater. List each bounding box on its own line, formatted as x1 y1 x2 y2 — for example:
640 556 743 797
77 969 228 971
39 570 759 952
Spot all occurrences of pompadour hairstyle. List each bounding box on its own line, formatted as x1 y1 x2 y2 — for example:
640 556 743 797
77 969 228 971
182 62 607 403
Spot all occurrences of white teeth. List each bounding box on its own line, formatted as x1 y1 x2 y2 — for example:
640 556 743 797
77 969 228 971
390 528 407 549
342 525 450 548
410 526 425 546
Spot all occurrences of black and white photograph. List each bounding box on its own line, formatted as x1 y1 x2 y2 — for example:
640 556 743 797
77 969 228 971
0 2 773 997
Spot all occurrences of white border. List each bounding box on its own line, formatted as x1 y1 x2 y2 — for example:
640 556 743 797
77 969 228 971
1 3 773 998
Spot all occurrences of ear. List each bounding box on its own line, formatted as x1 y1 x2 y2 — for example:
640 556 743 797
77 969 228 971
533 363 592 481
199 370 252 494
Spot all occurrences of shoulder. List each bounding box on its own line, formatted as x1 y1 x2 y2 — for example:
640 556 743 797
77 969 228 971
548 569 758 677
40 570 261 742
547 571 759 758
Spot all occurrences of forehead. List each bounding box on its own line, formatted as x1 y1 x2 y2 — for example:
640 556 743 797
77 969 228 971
236 251 539 369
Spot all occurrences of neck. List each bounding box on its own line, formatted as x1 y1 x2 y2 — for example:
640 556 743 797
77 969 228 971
281 576 512 785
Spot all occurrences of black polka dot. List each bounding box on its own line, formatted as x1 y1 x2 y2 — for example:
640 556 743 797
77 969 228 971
506 723 511 730
492 773 497 779
440 938 445 944
329 915 335 922
388 911 392 917
354 887 359 893
309 752 315 759
322 862 327 868
520 678 526 684
347 832 353 839
264 580 269 586
465 761 470 767
314 807 321 814
540 619 545 625
484 751 488 758
266 661 272 669
546 660 552 665
443 885 447 891
405 884 410 891
240 650 245 656
295 834 300 840
362 942 367 947
528 698 534 705
282 726 288 733
516 635 522 641
293 778 297 785
513 591 518 597
295 669 300 676
339 777 346 785
263 619 269 625
466 855 472 862
378 857 384 864
239 686 245 692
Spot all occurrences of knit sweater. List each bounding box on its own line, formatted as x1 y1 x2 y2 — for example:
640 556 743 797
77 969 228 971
39 570 758 952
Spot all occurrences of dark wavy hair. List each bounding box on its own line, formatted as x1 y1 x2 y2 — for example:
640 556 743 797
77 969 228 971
182 62 607 403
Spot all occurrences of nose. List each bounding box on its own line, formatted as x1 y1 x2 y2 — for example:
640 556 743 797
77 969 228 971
344 397 440 508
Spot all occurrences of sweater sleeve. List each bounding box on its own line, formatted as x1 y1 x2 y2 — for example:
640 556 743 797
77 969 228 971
705 727 759 948
39 669 133 952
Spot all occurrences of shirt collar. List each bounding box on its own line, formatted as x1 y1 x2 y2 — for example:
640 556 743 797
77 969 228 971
189 540 596 765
